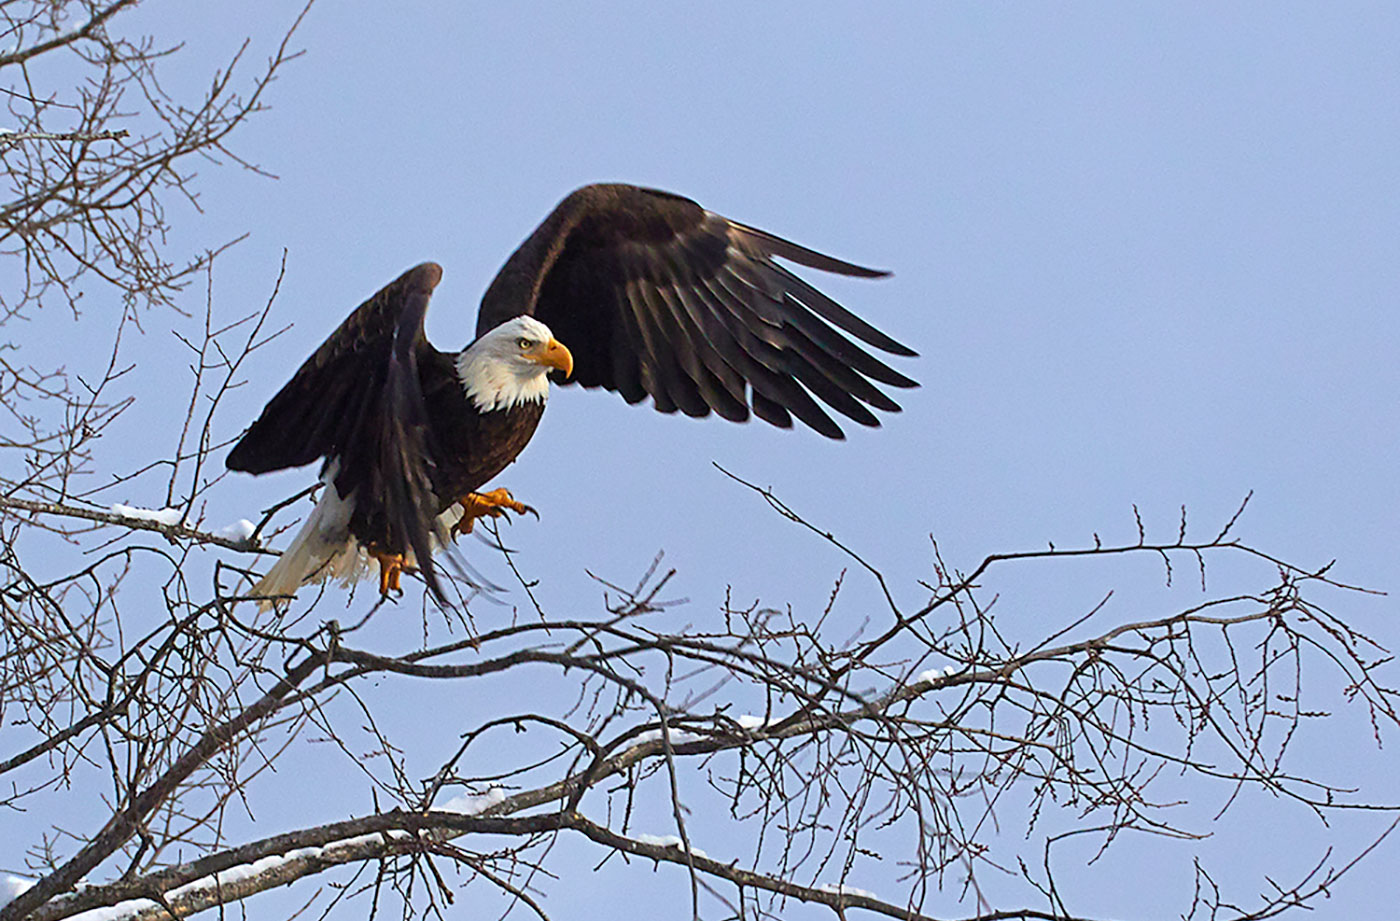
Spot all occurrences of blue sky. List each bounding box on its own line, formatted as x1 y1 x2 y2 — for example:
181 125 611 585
8 3 1398 919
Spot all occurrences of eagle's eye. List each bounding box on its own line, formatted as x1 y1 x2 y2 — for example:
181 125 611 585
516 337 533 350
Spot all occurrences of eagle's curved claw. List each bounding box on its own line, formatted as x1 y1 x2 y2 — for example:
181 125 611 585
451 487 538 540
369 549 408 596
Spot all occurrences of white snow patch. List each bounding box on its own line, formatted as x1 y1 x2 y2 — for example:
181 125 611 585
213 519 256 541
818 883 876 900
916 665 962 685
110 504 182 526
69 897 159 921
439 786 506 815
165 831 413 898
635 727 702 746
635 834 707 859
1 875 34 908
735 714 770 730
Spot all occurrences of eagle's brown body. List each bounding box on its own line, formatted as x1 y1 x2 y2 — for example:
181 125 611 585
419 350 546 515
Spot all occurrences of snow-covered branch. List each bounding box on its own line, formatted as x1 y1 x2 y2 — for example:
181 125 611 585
0 496 264 552
0 129 129 147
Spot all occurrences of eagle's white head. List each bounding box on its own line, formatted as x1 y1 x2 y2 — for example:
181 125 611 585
456 316 574 413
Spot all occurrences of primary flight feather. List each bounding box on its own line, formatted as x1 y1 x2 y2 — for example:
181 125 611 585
226 183 917 603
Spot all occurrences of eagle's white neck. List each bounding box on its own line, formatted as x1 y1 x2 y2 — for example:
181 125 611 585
456 316 555 413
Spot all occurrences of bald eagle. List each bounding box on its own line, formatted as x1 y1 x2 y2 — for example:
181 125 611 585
226 184 917 603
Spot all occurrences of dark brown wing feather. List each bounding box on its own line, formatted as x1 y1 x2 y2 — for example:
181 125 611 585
477 184 916 439
226 263 449 600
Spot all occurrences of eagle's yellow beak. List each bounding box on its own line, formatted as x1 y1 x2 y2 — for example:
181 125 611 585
534 337 573 379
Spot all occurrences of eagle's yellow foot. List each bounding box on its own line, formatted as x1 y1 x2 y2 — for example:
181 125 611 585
451 487 538 539
369 549 408 595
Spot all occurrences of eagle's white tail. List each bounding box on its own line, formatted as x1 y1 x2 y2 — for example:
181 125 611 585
248 473 357 609
248 469 468 609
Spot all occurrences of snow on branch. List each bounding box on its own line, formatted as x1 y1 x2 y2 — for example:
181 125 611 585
0 129 129 148
0 496 266 552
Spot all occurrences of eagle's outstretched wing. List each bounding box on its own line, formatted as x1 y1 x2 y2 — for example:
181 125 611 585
227 263 447 599
477 184 916 439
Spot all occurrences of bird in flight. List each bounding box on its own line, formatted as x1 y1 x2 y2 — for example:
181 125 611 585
226 184 917 604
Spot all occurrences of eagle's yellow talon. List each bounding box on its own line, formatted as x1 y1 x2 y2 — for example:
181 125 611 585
452 487 537 541
369 549 407 596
